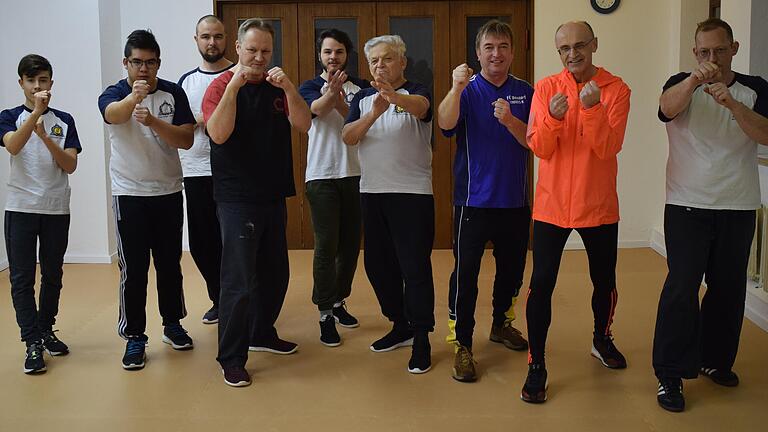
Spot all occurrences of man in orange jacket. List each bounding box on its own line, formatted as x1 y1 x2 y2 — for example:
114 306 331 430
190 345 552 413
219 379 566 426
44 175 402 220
520 21 631 404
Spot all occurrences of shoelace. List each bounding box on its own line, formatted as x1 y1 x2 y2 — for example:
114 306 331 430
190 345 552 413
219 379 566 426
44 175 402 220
43 330 61 344
503 323 522 335
527 364 546 387
126 339 145 356
27 343 44 358
165 324 187 338
457 347 475 367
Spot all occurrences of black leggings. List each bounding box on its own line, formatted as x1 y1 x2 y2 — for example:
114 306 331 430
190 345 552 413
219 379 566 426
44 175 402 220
526 221 618 364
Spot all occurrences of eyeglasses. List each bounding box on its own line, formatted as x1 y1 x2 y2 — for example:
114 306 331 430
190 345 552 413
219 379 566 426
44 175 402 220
695 47 730 59
557 38 595 56
127 58 160 69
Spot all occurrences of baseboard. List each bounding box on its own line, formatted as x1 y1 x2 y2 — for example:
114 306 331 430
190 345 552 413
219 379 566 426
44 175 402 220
564 239 650 250
650 227 667 257
746 282 768 332
0 258 7 271
64 252 116 264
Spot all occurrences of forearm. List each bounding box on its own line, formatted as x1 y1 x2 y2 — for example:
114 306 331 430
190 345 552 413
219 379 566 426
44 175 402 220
502 115 528 149
43 140 78 173
659 77 697 119
731 102 768 145
437 88 461 130
310 90 338 117
2 113 40 154
285 87 311 133
391 93 429 119
342 111 381 145
206 86 239 144
105 96 139 124
150 121 194 149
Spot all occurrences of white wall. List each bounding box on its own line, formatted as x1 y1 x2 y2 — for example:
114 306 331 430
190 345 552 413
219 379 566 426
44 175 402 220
533 0 703 249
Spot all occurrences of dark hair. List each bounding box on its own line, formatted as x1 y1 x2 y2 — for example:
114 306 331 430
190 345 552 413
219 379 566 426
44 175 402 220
124 29 161 58
476 19 514 49
18 54 53 79
316 29 353 54
696 18 734 42
196 14 223 33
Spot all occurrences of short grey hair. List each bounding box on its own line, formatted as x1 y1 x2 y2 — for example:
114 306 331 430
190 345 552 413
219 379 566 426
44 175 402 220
363 35 406 60
238 18 274 43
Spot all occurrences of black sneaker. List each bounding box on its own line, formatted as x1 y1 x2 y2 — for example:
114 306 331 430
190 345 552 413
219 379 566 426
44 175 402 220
700 367 739 387
370 327 414 352
162 323 194 350
222 365 251 387
407 333 431 374
320 315 341 347
333 301 359 328
249 337 299 355
591 335 627 369
42 330 69 356
202 306 219 324
657 378 685 412
122 337 147 370
521 363 548 403
23 341 46 374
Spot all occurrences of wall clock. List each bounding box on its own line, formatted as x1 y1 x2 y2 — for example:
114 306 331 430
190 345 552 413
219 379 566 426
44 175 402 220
591 0 621 14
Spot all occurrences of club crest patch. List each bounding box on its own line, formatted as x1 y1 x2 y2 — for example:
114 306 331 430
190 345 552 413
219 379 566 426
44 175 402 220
50 124 64 137
158 101 174 117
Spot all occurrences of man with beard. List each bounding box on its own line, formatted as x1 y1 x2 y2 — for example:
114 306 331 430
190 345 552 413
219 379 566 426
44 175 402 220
298 29 369 347
98 30 195 370
178 15 234 325
203 18 311 387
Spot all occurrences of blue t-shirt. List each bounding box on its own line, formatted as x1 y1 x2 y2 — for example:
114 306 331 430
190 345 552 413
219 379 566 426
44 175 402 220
441 73 533 208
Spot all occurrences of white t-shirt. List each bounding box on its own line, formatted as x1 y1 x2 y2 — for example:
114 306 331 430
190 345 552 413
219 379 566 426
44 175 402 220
178 64 234 177
98 78 195 196
299 75 368 182
660 72 768 210
345 81 433 195
0 106 81 214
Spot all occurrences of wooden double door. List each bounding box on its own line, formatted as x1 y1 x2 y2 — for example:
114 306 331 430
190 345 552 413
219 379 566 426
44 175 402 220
215 0 532 249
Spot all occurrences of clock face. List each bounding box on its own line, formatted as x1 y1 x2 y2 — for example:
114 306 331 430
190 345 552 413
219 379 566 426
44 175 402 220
591 0 620 14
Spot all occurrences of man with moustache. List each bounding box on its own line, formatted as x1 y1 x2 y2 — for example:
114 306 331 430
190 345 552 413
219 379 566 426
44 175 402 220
298 29 369 347
178 15 234 325
521 21 631 403
654 18 768 412
98 30 195 370
203 18 311 387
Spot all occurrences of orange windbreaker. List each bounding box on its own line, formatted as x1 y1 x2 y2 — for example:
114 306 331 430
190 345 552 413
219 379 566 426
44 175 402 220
526 67 631 228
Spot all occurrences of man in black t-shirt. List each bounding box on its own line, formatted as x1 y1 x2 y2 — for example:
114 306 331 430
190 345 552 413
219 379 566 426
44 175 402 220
202 18 311 387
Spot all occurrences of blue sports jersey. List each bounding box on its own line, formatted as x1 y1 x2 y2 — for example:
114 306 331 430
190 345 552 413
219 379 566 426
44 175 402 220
442 73 533 208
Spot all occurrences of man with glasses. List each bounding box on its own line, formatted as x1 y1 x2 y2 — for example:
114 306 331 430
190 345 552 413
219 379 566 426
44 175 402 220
653 18 768 413
203 18 311 387
98 30 195 370
521 21 631 403
437 19 532 383
178 15 234 325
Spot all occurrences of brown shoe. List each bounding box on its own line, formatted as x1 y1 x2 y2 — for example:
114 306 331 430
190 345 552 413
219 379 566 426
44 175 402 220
452 345 477 382
490 323 528 351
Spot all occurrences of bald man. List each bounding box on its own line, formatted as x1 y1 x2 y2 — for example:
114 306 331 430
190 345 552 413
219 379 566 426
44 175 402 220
521 21 631 403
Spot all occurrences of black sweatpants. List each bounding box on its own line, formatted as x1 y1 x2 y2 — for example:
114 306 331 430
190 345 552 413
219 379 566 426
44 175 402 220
305 177 361 311
448 206 530 348
5 211 70 344
183 176 222 307
113 193 186 339
361 193 435 333
653 204 755 379
216 200 289 368
526 221 619 364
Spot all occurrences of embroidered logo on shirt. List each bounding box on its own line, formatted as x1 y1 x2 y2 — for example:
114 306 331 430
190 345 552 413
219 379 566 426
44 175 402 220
507 95 527 105
273 97 285 113
158 101 175 117
50 124 64 137
394 105 407 114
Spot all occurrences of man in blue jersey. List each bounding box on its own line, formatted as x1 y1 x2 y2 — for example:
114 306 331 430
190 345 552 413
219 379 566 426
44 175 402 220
98 30 195 371
437 19 533 382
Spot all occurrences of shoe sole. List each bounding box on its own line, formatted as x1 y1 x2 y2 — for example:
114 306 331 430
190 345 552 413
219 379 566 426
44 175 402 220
335 316 360 328
590 345 627 369
248 346 299 355
452 369 478 382
46 348 69 356
370 337 414 353
658 400 684 412
222 370 251 387
489 335 528 351
320 339 342 347
122 358 146 370
23 366 47 374
162 335 194 350
520 381 549 403
408 364 432 374
202 318 219 324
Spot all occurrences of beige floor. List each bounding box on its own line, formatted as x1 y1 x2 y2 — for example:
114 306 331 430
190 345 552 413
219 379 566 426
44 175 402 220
0 248 766 431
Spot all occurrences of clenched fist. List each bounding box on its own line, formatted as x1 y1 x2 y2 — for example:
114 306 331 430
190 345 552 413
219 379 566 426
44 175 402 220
579 80 601 109
452 63 474 91
549 93 569 120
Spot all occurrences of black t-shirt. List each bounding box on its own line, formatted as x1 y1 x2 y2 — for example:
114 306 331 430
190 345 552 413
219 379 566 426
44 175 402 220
202 71 295 203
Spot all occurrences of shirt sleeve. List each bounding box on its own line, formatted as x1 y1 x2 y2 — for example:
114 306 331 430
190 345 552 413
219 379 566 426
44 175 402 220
750 76 768 118
98 83 129 124
658 72 692 122
202 76 227 124
345 90 364 124
171 85 195 126
62 113 82 153
0 109 18 145
406 82 433 123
